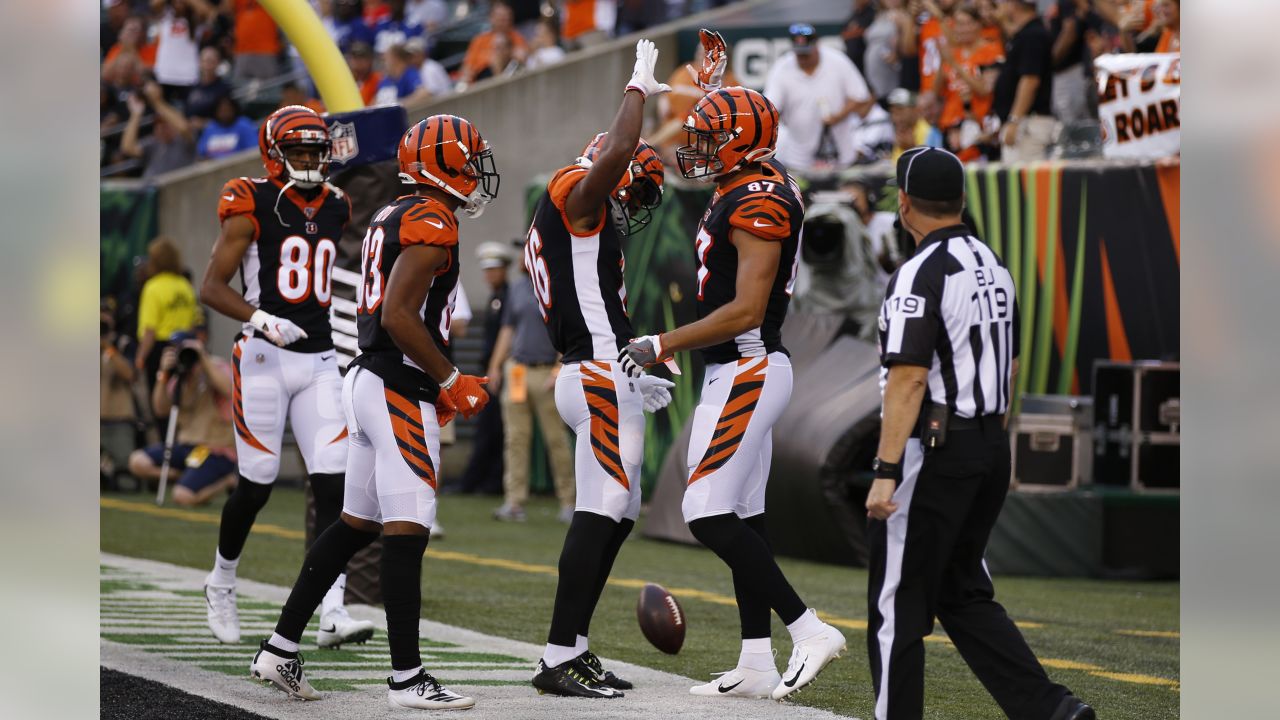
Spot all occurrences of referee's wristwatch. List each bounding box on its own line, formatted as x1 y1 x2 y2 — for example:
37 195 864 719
873 457 903 484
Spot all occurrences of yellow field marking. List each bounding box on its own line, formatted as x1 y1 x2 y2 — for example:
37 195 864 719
1116 629 1180 639
102 497 1177 691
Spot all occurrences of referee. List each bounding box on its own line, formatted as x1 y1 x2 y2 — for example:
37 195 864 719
865 147 1094 720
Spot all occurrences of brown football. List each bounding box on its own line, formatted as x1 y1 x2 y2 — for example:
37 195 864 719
636 582 685 654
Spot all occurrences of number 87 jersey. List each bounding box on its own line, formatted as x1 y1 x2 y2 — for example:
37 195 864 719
218 176 351 353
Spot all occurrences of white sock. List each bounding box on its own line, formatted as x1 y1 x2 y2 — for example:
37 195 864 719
786 608 825 642
321 573 347 617
543 642 579 668
574 634 588 655
392 666 422 684
739 637 774 671
209 550 238 587
267 633 299 654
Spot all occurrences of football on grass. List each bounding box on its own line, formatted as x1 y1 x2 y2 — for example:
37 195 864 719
637 582 685 654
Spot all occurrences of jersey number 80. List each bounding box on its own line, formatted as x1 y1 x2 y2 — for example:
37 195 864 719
279 235 337 305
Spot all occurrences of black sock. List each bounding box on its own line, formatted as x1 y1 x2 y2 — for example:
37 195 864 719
689 512 807 627
274 519 379 642
382 534 430 672
309 473 345 550
577 517 634 639
736 514 774 639
217 477 273 561
547 511 618 648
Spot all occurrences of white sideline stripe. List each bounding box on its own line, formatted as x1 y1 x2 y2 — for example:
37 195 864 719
102 553 856 720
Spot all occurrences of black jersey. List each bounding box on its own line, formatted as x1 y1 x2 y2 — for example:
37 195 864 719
524 164 633 363
217 176 350 353
352 194 461 401
695 159 805 364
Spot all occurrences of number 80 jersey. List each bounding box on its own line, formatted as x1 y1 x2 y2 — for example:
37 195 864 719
218 177 351 353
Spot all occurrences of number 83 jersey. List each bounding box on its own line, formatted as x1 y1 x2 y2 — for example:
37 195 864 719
218 177 351 353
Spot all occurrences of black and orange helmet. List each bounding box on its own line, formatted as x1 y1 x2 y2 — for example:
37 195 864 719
398 114 500 218
259 105 332 186
579 132 665 236
676 87 779 181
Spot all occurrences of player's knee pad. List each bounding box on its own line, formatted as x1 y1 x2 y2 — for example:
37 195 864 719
238 454 280 485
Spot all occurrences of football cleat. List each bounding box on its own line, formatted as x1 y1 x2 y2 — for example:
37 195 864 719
251 641 321 700
580 650 633 690
532 657 622 698
771 614 847 701
316 606 376 649
492 504 527 522
690 666 782 698
204 580 240 644
387 669 475 710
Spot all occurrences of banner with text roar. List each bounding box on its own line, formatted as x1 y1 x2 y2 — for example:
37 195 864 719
1095 53 1181 160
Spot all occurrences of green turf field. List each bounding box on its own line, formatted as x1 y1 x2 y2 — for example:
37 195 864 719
101 487 1179 719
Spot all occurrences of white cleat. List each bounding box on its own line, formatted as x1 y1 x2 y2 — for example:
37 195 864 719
388 670 475 710
316 606 376 649
251 641 322 700
771 613 847 701
430 522 445 540
204 579 240 644
690 666 782 698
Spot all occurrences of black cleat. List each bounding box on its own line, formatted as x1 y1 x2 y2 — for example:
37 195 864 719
580 651 633 690
532 658 622 698
1051 696 1097 720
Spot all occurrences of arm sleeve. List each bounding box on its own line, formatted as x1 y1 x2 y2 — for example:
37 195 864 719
881 270 942 368
727 192 794 242
216 178 256 222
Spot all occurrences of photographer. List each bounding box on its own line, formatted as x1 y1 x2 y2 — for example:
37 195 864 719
101 305 140 487
127 330 237 507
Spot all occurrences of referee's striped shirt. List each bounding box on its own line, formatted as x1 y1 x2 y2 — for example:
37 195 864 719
877 224 1020 418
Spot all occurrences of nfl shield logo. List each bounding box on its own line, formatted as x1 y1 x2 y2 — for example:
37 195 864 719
330 121 358 164
304 207 316 219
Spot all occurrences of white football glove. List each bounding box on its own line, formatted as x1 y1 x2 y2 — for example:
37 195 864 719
250 309 308 347
626 39 672 98
634 375 675 413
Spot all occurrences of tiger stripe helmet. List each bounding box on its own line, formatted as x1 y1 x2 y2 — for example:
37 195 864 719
677 87 779 181
399 114 500 219
579 132 665 236
259 105 332 186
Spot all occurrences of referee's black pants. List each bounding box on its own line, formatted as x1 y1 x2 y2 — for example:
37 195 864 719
866 419 1071 720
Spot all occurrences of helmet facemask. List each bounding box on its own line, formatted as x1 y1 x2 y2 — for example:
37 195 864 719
676 123 735 181
612 167 662 236
278 140 331 188
399 143 501 219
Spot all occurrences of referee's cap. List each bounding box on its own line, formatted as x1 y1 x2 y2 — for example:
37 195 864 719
475 241 512 269
888 146 965 202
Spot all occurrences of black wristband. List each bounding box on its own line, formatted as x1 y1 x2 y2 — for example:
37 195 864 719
873 457 903 482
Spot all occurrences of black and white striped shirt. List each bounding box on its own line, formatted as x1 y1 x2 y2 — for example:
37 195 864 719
878 224 1020 418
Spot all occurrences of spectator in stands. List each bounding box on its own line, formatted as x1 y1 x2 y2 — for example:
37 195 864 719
121 82 197 178
936 4 1003 160
993 0 1056 162
185 47 232 133
842 0 877 76
101 304 139 489
346 41 382 106
524 16 566 71
364 0 392 25
459 1 527 86
888 88 937 160
474 31 520 82
102 0 132 61
406 0 449 32
487 257 576 524
559 0 610 49
919 0 961 96
765 23 875 172
373 0 423 53
850 100 896 163
651 36 741 164
153 0 216 104
375 43 431 105
329 0 376 52
227 0 282 83
1134 0 1178 53
103 16 158 78
197 96 258 159
915 82 946 147
128 331 238 506
404 36 453 96
454 242 512 496
280 82 325 113
862 0 912 102
1049 2 1102 125
134 237 201 399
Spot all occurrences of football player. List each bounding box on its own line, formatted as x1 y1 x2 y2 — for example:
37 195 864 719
621 40 847 701
250 114 496 710
526 39 674 699
199 105 374 648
